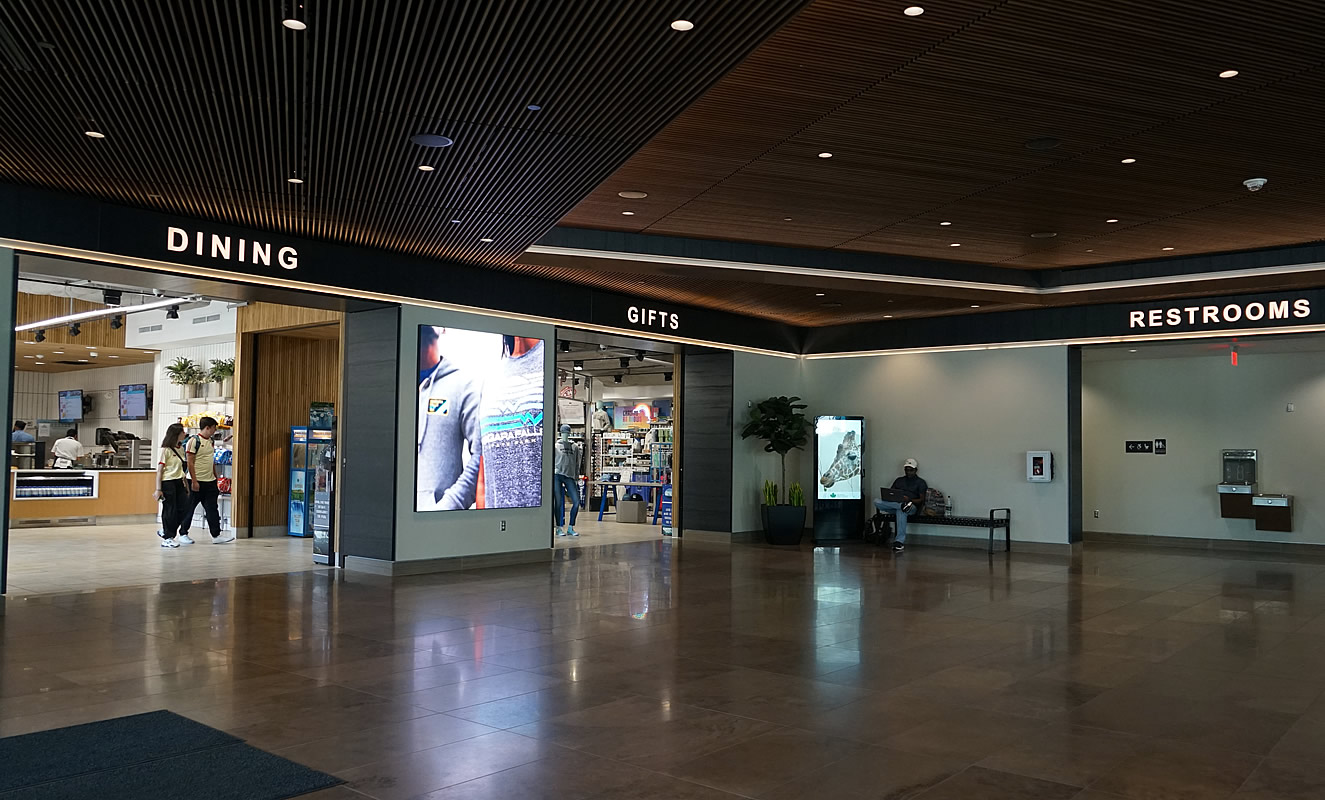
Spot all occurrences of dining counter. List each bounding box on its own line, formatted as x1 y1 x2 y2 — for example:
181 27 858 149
9 468 158 523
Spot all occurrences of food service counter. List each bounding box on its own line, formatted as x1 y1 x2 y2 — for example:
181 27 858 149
9 469 158 524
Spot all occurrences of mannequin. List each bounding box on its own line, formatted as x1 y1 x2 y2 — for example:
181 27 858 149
553 424 583 537
591 402 611 433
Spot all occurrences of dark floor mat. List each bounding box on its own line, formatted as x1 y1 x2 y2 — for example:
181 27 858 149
0 710 241 793
0 742 342 800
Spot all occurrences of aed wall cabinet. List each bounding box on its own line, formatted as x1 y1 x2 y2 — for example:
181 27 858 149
1026 451 1053 482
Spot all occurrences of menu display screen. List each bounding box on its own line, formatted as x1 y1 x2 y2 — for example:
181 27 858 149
119 384 148 420
415 325 545 512
58 390 83 422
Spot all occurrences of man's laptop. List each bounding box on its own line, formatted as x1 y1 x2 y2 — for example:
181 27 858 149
879 487 909 504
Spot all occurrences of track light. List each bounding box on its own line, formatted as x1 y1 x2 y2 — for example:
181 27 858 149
636 350 645 362
664 371 673 382
166 305 180 320
35 330 46 343
614 374 623 384
68 323 81 337
572 378 580 386
560 340 571 353
110 314 123 330
619 357 630 369
573 360 583 371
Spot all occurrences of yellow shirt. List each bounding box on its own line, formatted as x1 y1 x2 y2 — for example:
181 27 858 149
186 435 216 482
159 447 187 480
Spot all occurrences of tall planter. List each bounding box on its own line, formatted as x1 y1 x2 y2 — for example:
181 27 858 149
761 504 806 545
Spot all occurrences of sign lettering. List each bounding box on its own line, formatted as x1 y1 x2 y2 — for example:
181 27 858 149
627 305 680 330
1128 299 1309 329
166 226 299 270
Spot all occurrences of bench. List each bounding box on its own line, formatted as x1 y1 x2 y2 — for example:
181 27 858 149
871 507 1012 554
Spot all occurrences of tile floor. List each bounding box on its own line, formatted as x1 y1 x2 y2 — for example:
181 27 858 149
5 539 1325 799
3 523 322 594
552 517 666 549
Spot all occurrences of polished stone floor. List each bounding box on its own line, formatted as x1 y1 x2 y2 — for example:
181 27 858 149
5 539 1325 799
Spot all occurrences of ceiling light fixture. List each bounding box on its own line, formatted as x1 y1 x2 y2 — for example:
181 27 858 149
23 355 33 359
34 362 43 366
34 330 46 343
166 305 180 320
619 357 631 369
282 1 307 29
418 165 435 172
573 360 583 371
108 355 119 359
110 314 123 330
560 340 571 353
783 217 793 221
614 374 623 384
1120 158 1137 164
1030 232 1057 239
527 104 542 111
84 130 105 139
884 315 893 319
1219 69 1239 78
287 175 303 184
1162 247 1175 251
68 323 81 337
815 292 825 297
1128 349 1138 353
664 371 673 382
904 6 924 15
479 238 494 243
618 190 648 199
621 211 635 216
77 359 88 363
670 19 694 31
949 243 961 247
450 219 461 224
1106 218 1119 223
410 134 454 148
16 295 197 333
818 152 833 158
939 221 952 226
636 350 646 362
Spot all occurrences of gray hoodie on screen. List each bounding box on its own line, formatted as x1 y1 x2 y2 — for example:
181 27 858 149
417 358 482 510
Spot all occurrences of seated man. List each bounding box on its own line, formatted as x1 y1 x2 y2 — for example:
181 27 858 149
874 458 927 553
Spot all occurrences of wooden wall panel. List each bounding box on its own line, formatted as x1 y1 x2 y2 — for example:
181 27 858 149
14 293 126 349
238 303 341 335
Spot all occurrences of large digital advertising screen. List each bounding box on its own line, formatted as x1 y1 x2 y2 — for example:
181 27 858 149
416 326 545 512
816 416 863 500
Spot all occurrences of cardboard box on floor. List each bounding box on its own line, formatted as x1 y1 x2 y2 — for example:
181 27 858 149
617 499 646 523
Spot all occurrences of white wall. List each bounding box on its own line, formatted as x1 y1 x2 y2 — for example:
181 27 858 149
151 341 236 450
395 304 555 562
1083 351 1325 543
12 370 54 429
126 301 237 349
56 363 156 441
731 352 809 533
793 347 1071 544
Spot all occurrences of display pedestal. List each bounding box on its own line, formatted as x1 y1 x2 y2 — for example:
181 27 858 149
813 499 862 544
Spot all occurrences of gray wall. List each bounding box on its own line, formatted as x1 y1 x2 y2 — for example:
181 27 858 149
799 347 1072 544
1083 350 1325 543
339 306 401 561
731 351 808 533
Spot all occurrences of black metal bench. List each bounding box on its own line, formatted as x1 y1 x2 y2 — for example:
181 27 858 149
871 508 1012 554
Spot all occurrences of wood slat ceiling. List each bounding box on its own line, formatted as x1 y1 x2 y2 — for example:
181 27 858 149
14 341 156 373
550 0 1325 320
0 0 809 266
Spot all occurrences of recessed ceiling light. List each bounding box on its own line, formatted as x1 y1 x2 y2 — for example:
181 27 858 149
1128 349 1138 353
618 190 648 199
884 315 893 319
670 19 694 31
815 292 825 297
1030 231 1057 239
23 355 33 359
1106 218 1119 223
949 243 961 247
450 219 461 224
1162 247 1175 251
904 6 925 15
77 359 88 363
526 104 542 111
479 238 494 243
85 345 95 349
1085 249 1095 252
34 362 44 365
282 18 306 30
410 133 454 148
621 211 635 216
418 165 435 172
142 350 153 354
1120 158 1137 164
939 221 952 226
818 152 833 158
287 177 303 184
53 350 64 354
783 217 792 221
281 2 307 31
22 340 33 345
970 305 981 308
108 355 119 358
84 130 105 139
1219 70 1239 79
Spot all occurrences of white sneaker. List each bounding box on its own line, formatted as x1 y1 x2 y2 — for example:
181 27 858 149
161 538 179 548
212 532 237 544
177 534 195 545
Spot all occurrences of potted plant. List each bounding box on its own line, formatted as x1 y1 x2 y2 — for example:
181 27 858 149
208 358 235 398
741 395 812 544
165 357 205 401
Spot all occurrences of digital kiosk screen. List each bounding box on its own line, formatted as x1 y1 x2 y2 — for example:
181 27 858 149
816 416 863 500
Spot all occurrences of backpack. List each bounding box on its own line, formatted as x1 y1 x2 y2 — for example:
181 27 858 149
922 487 947 517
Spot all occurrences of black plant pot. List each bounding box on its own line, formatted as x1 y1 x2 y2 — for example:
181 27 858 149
761 504 807 545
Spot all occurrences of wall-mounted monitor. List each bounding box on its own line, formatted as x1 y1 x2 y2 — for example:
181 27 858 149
415 325 545 512
816 416 864 501
119 384 148 421
58 389 83 423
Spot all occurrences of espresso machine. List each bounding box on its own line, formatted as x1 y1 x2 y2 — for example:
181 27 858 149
1218 449 1257 519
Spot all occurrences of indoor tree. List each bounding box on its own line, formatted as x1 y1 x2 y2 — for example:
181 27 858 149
741 395 811 505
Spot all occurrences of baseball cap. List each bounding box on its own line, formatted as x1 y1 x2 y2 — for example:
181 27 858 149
903 458 919 470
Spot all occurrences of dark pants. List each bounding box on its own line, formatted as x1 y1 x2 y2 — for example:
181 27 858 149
187 480 222 537
160 478 190 539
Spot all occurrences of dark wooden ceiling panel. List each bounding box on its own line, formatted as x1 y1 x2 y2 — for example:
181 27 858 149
551 0 1325 321
0 0 810 266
